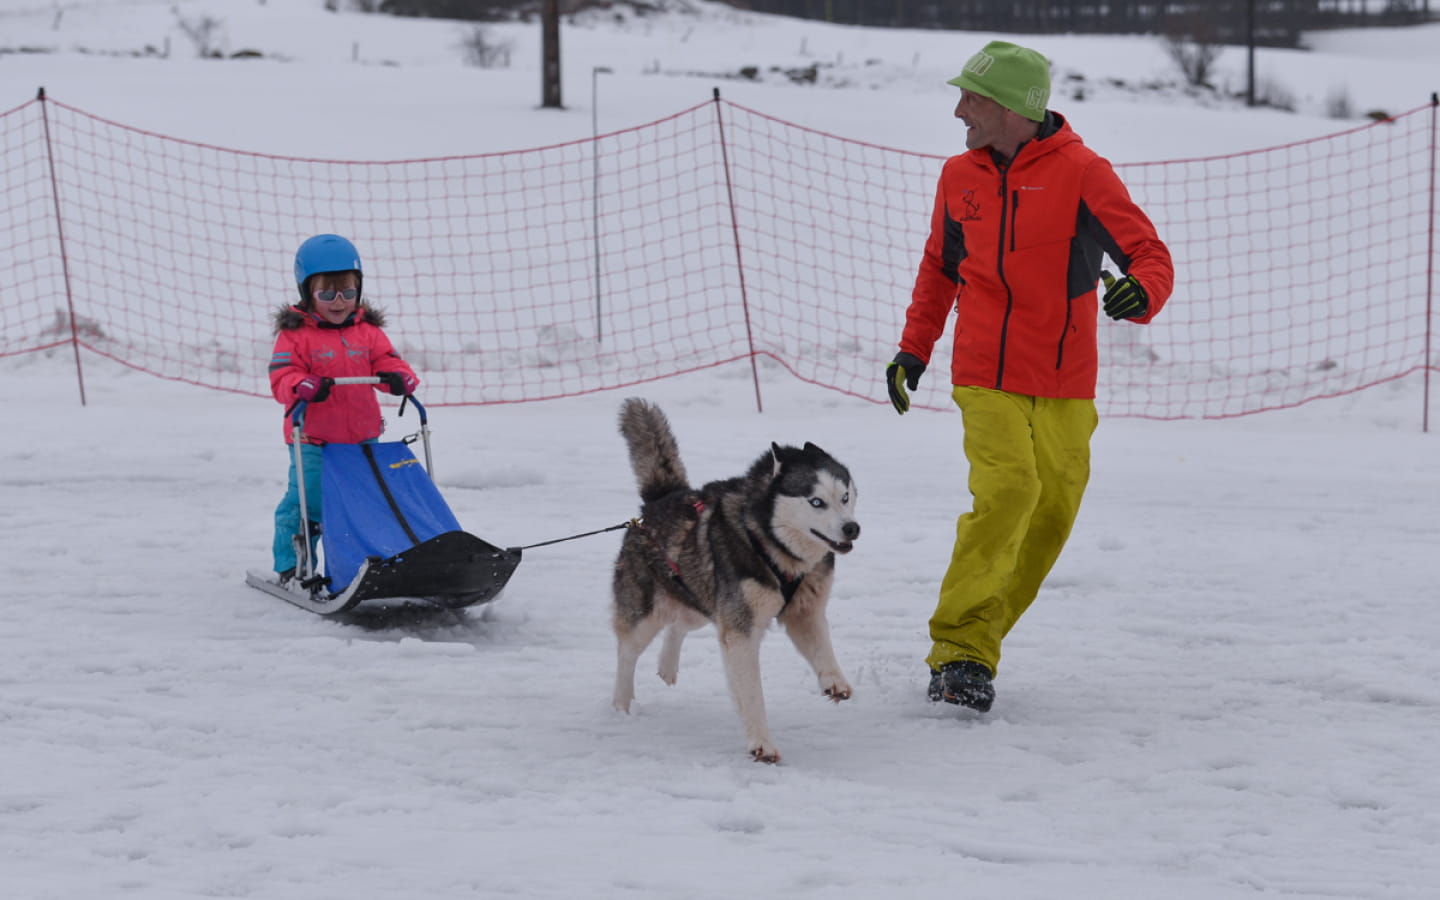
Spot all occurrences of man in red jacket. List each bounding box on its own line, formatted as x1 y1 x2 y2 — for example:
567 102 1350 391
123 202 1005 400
886 41 1174 712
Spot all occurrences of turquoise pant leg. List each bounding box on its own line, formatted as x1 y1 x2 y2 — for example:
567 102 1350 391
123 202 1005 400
272 443 324 572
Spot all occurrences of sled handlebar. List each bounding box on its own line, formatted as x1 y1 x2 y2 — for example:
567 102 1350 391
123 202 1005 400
329 378 427 422
288 378 428 428
328 377 427 420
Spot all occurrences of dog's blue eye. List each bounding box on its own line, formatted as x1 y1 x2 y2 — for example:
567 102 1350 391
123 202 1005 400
809 497 826 509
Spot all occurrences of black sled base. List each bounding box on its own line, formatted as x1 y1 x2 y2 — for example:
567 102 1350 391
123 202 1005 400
340 531 521 609
246 531 521 617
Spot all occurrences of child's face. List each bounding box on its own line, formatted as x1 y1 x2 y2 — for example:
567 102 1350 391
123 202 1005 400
310 272 360 325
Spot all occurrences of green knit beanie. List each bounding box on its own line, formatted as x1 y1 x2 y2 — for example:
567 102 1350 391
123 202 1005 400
947 41 1051 122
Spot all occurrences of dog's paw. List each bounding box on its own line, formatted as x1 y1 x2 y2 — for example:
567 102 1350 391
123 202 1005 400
656 664 678 686
820 675 853 703
750 743 782 764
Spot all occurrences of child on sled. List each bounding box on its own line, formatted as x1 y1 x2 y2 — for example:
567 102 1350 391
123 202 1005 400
267 233 419 583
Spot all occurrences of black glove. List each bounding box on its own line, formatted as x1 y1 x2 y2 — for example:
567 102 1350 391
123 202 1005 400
885 352 926 415
1101 270 1149 320
376 371 417 396
294 375 333 403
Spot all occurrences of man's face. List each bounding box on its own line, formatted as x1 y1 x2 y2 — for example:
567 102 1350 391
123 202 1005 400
954 89 1009 152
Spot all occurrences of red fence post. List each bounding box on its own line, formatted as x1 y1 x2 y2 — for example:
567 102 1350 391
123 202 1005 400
1424 91 1437 434
711 88 763 414
37 87 86 406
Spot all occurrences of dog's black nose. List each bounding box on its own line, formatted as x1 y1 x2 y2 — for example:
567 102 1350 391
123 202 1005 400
842 522 860 540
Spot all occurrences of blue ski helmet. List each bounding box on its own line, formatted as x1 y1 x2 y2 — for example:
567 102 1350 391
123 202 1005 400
294 234 363 305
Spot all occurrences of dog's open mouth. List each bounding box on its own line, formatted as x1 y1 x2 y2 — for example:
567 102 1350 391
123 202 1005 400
813 530 855 554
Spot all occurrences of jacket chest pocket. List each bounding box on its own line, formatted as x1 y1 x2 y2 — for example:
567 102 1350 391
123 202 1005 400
1008 189 1075 254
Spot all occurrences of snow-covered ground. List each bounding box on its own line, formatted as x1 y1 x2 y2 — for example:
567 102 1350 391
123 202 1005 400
3 2 1439 898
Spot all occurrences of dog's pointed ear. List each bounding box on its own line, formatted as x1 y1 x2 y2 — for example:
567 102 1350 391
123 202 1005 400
802 441 824 456
770 442 784 476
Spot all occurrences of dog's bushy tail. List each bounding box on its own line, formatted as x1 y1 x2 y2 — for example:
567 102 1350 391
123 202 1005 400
618 398 688 503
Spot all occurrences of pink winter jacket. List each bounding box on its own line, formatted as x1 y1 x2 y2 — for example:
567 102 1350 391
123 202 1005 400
268 304 418 445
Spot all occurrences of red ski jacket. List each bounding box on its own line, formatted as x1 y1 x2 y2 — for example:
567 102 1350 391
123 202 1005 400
268 304 418 445
900 112 1173 399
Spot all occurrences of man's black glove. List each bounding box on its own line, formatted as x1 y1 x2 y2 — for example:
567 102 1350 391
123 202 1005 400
885 352 926 415
1101 270 1149 320
376 371 418 396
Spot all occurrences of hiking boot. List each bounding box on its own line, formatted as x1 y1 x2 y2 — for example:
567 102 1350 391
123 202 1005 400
927 660 995 712
276 568 296 587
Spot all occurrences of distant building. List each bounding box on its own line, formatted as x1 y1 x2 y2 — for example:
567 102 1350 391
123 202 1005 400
722 0 1436 47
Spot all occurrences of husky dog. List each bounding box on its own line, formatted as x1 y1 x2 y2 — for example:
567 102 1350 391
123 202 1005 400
612 398 860 763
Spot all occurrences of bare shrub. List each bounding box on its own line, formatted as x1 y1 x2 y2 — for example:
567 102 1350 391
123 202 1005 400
1324 86 1355 120
1253 76 1297 112
42 309 106 342
174 11 224 58
1162 34 1221 88
459 25 513 68
1161 8 1224 89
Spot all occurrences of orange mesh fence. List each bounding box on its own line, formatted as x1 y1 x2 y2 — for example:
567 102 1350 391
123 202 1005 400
2 93 1435 419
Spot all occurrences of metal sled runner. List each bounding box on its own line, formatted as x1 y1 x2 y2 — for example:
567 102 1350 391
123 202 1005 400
245 378 521 616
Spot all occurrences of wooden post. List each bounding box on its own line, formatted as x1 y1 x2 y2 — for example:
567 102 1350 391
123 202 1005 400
1246 0 1256 107
541 0 562 109
36 88 88 406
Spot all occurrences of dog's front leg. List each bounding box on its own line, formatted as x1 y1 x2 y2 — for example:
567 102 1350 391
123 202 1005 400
717 624 779 763
656 624 685 685
657 604 708 685
613 613 665 713
781 596 852 703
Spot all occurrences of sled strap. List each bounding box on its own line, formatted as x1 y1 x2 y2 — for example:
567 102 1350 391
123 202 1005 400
628 517 703 606
362 443 421 545
515 520 630 551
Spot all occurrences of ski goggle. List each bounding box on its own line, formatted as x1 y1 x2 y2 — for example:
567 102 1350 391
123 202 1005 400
312 287 358 302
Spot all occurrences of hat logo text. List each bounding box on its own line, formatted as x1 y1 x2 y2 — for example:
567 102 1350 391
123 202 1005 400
965 52 994 76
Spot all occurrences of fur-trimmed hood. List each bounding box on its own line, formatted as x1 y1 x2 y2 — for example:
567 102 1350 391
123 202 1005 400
273 303 386 334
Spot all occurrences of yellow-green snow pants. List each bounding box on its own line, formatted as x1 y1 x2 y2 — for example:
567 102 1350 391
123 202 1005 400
925 386 1098 675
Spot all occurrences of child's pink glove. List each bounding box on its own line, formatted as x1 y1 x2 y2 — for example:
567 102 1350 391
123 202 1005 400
294 375 333 402
376 371 419 396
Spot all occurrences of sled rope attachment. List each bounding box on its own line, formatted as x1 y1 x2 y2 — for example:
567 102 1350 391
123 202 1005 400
623 500 707 605
512 520 630 551
514 500 706 553
514 502 708 604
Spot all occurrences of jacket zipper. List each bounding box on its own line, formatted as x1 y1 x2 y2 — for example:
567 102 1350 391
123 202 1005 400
993 174 1015 390
1056 296 1072 370
1010 191 1019 253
